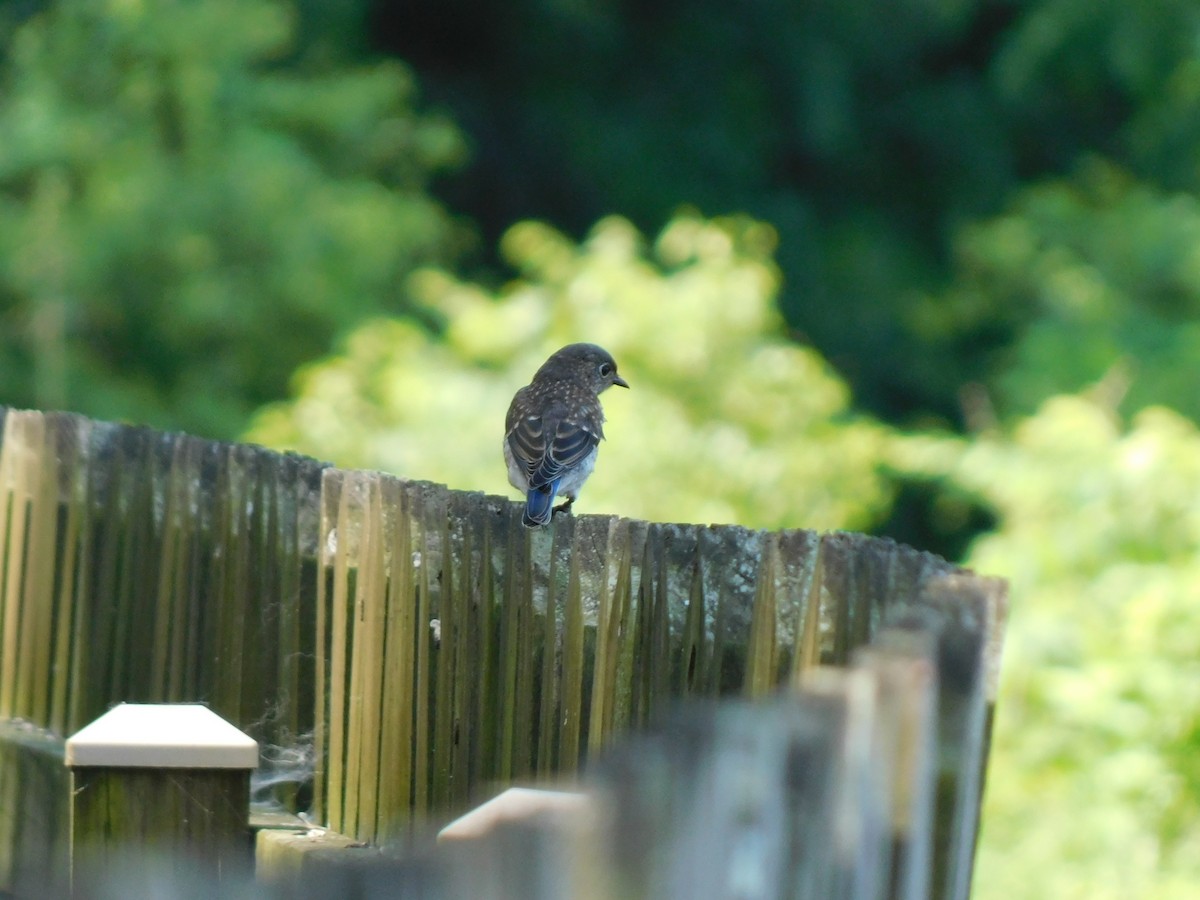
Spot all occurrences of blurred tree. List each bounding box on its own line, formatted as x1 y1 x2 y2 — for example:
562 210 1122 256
900 394 1200 898
917 157 1200 423
0 0 468 437
249 213 894 531
367 0 1200 428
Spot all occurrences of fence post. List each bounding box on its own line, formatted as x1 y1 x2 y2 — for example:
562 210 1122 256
64 703 257 888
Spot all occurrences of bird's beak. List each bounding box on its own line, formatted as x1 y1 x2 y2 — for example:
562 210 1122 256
613 375 630 389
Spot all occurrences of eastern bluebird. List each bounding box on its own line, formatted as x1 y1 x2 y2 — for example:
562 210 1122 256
504 343 629 527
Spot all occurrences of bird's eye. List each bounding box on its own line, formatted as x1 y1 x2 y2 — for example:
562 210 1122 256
599 363 613 378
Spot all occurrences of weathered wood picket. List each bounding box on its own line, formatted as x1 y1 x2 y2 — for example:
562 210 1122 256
0 407 1008 898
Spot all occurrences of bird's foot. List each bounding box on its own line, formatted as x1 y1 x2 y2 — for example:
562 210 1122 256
552 497 575 517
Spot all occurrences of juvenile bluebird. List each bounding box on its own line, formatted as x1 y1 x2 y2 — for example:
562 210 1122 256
504 343 629 527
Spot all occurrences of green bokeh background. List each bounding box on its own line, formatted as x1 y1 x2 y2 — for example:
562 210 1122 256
4 1 1200 895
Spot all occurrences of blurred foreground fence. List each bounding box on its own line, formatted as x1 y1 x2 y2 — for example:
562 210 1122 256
0 407 1007 898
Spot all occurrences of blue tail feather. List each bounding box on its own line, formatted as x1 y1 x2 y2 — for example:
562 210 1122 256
523 478 561 527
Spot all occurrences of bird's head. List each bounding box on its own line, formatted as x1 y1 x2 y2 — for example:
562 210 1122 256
538 343 630 393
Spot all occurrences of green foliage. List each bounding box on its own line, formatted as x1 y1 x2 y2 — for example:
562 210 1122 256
0 0 466 437
919 158 1200 423
250 213 893 531
901 396 1200 898
380 0 1200 425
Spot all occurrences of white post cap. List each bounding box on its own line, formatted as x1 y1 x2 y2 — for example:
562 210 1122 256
438 787 590 841
65 703 259 769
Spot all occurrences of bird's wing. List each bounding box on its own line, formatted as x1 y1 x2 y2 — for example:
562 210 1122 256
507 413 599 491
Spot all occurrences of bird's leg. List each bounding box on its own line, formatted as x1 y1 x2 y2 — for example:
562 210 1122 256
552 496 575 517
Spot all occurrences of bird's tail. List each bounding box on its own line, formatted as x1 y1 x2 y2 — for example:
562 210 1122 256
522 480 560 528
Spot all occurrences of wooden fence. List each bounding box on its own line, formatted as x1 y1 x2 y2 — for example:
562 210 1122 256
0 407 1008 898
